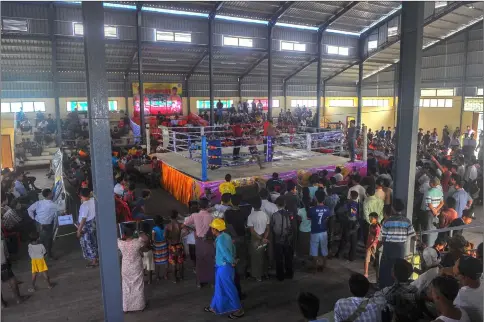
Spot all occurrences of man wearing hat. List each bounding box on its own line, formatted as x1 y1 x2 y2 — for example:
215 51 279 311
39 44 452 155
453 256 483 321
204 218 244 319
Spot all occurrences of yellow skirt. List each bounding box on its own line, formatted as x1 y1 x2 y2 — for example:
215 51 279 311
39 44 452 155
31 258 48 273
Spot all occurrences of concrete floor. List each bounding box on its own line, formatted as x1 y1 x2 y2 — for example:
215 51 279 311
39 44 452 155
2 168 482 322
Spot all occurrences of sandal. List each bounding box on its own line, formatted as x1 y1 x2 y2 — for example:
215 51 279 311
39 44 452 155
228 311 245 319
204 306 215 314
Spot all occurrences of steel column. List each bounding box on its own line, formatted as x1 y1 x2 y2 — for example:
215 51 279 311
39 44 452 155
268 25 273 119
208 18 214 125
357 38 364 128
459 31 469 131
321 81 326 127
316 30 323 128
124 74 129 114
49 3 62 146
238 77 242 104
393 64 399 125
283 80 287 111
136 3 145 143
185 77 190 115
81 2 123 321
393 1 424 220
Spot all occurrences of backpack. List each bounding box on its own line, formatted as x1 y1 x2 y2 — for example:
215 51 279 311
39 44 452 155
273 209 293 246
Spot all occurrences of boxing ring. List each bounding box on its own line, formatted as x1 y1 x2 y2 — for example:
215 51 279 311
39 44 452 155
152 124 367 204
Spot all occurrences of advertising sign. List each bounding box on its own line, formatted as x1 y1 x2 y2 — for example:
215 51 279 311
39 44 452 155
132 82 183 115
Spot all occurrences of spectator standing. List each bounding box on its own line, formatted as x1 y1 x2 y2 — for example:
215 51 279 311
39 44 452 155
422 177 444 246
308 190 331 271
453 256 483 321
430 276 471 322
27 189 64 260
363 213 380 278
270 197 294 281
247 198 269 282
378 199 415 288
347 175 366 202
347 120 357 162
452 180 473 218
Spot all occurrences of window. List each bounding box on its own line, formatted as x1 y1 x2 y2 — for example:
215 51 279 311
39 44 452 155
328 99 354 107
419 98 452 108
1 103 11 113
238 37 253 48
22 102 34 112
435 1 447 9
34 102 46 111
477 88 483 96
223 36 253 47
11 103 22 113
73 23 120 38
290 100 317 108
327 45 349 56
0 101 46 113
104 25 118 38
388 26 398 37
223 36 239 46
73 22 84 36
2 18 28 32
66 101 118 112
362 99 389 107
174 33 191 42
196 100 234 109
280 41 306 52
421 88 455 96
368 40 378 50
436 89 454 96
156 31 174 41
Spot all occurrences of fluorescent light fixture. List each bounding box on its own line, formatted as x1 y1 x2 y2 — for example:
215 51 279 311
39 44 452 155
326 28 360 36
142 6 209 18
360 5 402 34
103 3 137 10
275 22 319 31
215 15 268 25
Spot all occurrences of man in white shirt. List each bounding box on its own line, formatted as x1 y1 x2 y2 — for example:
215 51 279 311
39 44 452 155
113 177 125 197
27 188 64 259
247 198 269 282
464 159 478 183
453 256 483 322
259 189 278 219
347 175 366 202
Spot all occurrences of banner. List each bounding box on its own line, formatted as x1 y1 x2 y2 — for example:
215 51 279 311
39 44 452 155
51 149 65 210
132 82 183 115
464 97 484 112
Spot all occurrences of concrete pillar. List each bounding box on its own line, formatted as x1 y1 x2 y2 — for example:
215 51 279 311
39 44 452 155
393 1 424 219
81 2 123 320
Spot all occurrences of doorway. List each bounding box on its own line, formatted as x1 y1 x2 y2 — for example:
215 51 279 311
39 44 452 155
1 135 13 169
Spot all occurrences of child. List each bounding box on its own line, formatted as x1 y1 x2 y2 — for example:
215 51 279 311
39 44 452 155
165 210 185 283
139 222 154 284
364 212 381 278
152 215 168 281
28 232 53 292
219 174 236 195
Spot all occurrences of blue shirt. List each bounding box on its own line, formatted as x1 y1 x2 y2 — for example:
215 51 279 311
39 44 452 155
347 200 359 219
308 186 318 200
452 188 472 218
112 156 119 167
152 226 165 242
308 205 331 233
14 180 27 196
215 232 235 266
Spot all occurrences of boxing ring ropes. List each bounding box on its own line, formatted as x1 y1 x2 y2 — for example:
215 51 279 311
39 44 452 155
152 124 369 181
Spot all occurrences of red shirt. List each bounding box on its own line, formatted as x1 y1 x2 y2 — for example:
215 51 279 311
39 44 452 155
115 196 132 223
233 125 243 138
263 121 270 136
366 223 381 248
